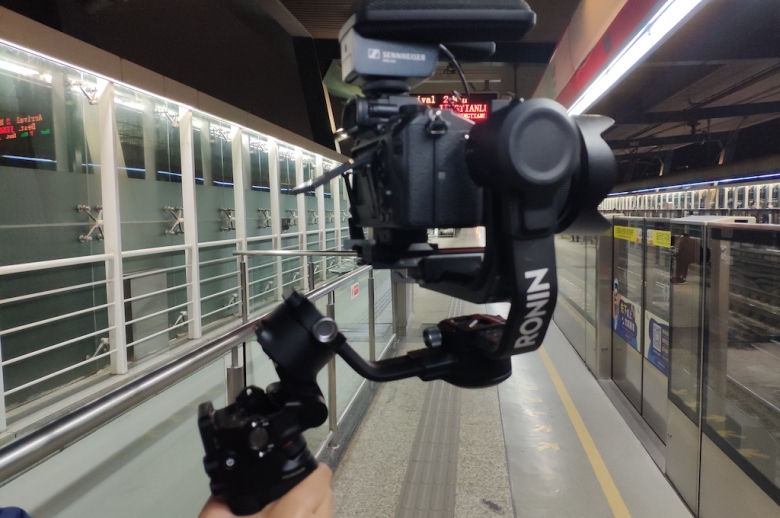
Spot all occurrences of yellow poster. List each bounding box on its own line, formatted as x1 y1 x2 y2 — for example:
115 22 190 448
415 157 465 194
614 225 641 243
646 230 671 248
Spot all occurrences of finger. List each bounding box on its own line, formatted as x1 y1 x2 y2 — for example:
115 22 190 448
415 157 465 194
270 464 332 517
199 496 272 518
288 464 332 506
198 497 235 518
313 489 333 518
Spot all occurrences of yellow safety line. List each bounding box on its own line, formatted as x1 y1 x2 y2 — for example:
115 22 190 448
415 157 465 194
538 347 632 518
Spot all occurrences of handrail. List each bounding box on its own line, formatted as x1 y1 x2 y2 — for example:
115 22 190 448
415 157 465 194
236 250 357 258
0 264 373 485
307 265 370 302
0 254 112 276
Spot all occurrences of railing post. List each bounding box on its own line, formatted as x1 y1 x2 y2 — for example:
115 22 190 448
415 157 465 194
268 140 284 301
307 257 316 291
316 155 326 283
226 259 249 403
392 270 411 339
327 291 338 446
0 337 6 431
97 79 128 375
368 269 376 362
332 165 342 259
240 260 249 324
296 148 309 291
231 126 248 313
179 107 202 339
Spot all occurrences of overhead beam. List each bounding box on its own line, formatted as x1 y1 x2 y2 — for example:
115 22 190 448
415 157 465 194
609 131 733 150
224 0 311 37
490 42 555 64
612 154 780 193
614 102 780 125
614 152 666 162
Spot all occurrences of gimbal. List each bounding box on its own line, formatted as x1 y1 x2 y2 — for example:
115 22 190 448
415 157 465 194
198 1 618 514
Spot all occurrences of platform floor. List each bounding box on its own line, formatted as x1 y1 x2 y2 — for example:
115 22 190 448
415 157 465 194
332 230 692 518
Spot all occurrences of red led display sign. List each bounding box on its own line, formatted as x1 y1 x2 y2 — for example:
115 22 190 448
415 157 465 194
415 93 497 121
0 113 48 140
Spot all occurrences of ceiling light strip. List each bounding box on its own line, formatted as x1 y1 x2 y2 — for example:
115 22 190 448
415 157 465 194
568 0 703 116
607 171 780 195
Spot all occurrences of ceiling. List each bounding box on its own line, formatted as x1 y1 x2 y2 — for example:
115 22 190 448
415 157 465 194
591 0 780 182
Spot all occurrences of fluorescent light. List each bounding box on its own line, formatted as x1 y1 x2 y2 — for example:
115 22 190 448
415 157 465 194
568 0 703 116
2 155 56 163
0 59 39 76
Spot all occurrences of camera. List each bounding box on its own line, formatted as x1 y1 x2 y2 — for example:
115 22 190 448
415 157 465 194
200 1 618 514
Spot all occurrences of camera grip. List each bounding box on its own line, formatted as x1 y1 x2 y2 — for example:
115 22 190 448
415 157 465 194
222 441 319 516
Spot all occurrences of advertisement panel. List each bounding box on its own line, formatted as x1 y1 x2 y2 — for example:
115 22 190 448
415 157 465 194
644 311 670 375
613 291 641 351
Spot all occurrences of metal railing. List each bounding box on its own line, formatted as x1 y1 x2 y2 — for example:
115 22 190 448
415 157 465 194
0 39 353 439
0 260 383 483
0 238 356 429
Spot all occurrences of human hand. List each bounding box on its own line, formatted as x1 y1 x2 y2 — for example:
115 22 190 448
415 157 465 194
198 463 333 518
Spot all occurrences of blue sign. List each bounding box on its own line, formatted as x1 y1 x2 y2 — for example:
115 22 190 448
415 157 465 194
645 312 670 376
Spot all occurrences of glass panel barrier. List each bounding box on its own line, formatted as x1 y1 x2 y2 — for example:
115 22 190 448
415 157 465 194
703 225 780 503
199 242 241 330
0 354 229 518
0 38 349 443
278 145 299 234
193 115 234 244
669 221 706 422
612 217 644 410
584 235 597 324
555 235 589 358
332 269 371 421
280 235 304 292
644 221 672 374
373 269 394 358
0 43 103 262
553 233 600 369
123 249 189 365
0 42 108 412
0 261 109 411
246 238 278 313
643 218 672 440
302 151 317 233
115 85 184 252
244 132 273 239
323 160 336 230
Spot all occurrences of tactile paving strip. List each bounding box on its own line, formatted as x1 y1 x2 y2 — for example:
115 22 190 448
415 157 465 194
395 379 461 518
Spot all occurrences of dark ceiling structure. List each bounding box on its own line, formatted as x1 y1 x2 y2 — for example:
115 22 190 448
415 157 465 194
592 0 780 183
